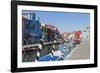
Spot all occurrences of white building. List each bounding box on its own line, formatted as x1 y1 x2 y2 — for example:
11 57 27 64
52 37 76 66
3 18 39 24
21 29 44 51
82 27 90 41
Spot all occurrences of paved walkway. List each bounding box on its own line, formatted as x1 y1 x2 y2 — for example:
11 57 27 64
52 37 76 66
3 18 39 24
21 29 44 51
69 39 90 60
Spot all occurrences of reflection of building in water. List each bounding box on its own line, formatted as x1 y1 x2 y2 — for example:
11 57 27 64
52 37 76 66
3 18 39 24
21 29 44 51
82 27 90 40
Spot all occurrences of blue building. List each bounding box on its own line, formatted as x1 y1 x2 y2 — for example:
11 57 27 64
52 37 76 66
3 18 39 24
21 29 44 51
22 11 42 44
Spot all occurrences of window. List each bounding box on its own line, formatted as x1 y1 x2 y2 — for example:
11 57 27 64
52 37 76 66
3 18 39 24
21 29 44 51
31 24 35 29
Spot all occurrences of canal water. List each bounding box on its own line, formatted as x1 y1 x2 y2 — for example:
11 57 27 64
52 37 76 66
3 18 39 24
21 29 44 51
22 40 76 62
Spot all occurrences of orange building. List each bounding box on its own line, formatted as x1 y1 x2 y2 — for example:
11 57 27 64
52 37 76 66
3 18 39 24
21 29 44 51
62 32 70 40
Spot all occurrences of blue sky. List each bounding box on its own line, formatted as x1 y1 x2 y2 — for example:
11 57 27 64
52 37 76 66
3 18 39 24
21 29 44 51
24 10 90 33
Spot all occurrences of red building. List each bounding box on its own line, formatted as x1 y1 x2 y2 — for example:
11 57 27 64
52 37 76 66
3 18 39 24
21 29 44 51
74 31 82 44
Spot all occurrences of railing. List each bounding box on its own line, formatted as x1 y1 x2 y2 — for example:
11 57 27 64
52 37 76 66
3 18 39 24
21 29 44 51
22 40 63 49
